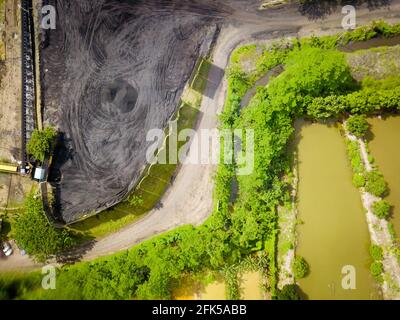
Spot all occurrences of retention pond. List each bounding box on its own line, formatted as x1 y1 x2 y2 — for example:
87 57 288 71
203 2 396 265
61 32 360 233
368 116 400 239
295 120 380 300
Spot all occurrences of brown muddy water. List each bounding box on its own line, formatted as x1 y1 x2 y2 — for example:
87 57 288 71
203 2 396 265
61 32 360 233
368 116 400 239
295 121 380 300
173 271 263 300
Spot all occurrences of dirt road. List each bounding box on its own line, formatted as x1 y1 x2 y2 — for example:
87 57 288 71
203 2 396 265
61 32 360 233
0 0 22 163
1 0 400 272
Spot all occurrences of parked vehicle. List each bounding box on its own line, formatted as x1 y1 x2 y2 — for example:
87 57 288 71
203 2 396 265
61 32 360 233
2 242 13 257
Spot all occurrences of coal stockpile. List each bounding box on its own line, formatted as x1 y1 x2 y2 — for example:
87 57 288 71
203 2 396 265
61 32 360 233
41 0 228 223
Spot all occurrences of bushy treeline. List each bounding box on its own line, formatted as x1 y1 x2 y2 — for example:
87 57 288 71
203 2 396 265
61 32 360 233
299 20 400 49
13 194 76 263
308 88 400 119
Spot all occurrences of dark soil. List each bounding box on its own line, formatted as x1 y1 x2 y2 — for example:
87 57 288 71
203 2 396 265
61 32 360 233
41 0 228 223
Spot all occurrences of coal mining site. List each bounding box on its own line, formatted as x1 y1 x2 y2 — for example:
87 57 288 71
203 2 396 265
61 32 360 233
41 0 234 224
43 0 367 224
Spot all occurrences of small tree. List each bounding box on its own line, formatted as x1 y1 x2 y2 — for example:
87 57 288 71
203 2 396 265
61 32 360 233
365 171 388 197
13 193 75 262
369 245 383 261
372 200 391 219
370 262 384 277
274 284 301 300
293 256 309 279
352 173 366 188
346 115 370 139
27 126 58 161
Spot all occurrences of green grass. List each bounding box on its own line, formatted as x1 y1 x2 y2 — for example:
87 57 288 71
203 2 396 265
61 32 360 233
190 59 212 94
0 272 43 300
70 60 210 239
347 45 400 81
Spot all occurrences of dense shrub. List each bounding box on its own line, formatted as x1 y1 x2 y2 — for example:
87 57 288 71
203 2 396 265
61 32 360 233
307 88 400 119
346 140 364 174
361 75 400 91
370 262 384 277
27 127 57 161
13 194 76 262
369 245 384 261
293 256 309 279
267 47 356 115
352 173 366 188
274 284 301 300
364 171 388 197
342 20 400 43
372 200 391 220
346 115 369 139
0 274 42 300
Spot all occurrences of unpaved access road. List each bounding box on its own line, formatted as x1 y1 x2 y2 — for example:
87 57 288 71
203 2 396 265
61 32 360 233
2 0 400 272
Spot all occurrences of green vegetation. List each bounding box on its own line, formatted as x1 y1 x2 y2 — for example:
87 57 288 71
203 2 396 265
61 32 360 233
274 284 301 300
369 238 384 283
27 127 57 161
346 140 365 174
0 273 42 300
370 262 384 279
370 245 384 261
2 21 400 300
12 193 75 262
372 200 391 220
361 74 400 90
352 173 366 188
127 195 144 207
224 265 240 300
293 256 309 279
346 115 369 139
364 170 388 197
348 45 400 81
308 88 400 119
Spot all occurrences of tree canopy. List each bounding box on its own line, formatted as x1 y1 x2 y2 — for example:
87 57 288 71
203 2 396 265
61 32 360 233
27 127 58 161
346 115 370 139
13 194 75 262
293 256 309 279
274 284 301 300
372 200 391 219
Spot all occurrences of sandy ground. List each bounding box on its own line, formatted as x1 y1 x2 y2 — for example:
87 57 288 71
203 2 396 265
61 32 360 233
0 0 22 163
2 0 400 272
